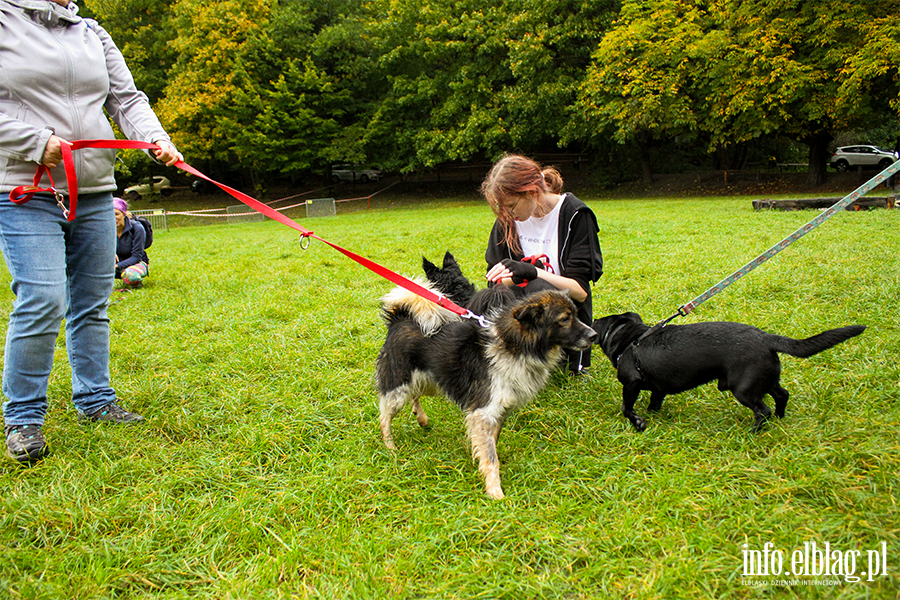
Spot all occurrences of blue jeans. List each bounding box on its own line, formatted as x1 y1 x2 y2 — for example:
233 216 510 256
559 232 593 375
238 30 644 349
0 192 117 425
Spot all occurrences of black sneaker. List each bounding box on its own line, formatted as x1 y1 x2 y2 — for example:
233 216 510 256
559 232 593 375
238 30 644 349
5 424 48 463
79 402 145 424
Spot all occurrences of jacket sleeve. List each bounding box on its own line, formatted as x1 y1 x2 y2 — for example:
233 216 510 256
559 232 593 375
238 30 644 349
484 220 506 271
116 220 147 270
561 210 603 294
91 20 170 146
0 113 53 165
484 219 524 286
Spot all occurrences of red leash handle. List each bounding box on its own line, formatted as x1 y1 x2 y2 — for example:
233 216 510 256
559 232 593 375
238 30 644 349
514 254 554 288
10 139 145 221
10 139 470 318
522 254 553 274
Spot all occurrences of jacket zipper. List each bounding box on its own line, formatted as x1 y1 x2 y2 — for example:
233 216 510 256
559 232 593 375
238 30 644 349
48 10 84 190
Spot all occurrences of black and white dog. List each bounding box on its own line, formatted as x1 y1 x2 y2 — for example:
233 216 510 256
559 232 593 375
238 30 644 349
592 312 866 432
376 282 597 499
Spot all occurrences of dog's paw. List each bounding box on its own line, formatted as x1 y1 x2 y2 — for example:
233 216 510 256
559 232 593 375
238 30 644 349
486 485 505 500
412 408 430 429
632 416 646 432
751 416 770 433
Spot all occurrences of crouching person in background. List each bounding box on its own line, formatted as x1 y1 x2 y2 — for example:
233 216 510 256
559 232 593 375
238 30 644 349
114 198 149 288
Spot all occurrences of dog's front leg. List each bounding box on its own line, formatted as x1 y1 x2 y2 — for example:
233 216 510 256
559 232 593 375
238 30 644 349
466 410 504 499
622 384 647 432
647 391 665 413
491 414 508 444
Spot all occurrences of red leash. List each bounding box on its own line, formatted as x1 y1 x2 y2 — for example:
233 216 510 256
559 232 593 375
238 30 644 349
10 139 474 320
515 254 553 287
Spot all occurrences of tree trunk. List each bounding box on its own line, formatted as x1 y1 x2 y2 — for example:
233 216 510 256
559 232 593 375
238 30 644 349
805 130 833 186
714 142 748 170
637 133 654 185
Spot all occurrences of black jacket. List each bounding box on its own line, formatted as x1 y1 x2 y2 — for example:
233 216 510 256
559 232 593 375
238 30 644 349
116 217 149 273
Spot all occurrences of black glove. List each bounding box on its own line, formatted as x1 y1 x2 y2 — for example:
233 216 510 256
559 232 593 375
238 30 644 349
501 258 538 284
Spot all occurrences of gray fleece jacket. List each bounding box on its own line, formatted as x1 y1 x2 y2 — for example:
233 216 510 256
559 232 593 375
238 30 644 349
0 0 171 195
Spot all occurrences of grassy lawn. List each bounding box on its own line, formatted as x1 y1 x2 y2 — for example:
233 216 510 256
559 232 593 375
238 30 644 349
0 190 897 599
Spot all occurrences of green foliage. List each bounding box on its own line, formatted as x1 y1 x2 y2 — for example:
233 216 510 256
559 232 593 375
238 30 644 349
576 0 900 179
836 7 900 116
576 0 712 145
83 0 179 103
362 0 617 171
151 0 349 187
0 193 897 597
85 0 900 185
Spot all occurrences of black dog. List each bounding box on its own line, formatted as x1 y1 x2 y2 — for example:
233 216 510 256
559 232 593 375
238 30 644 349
422 252 477 307
422 251 554 316
592 312 866 432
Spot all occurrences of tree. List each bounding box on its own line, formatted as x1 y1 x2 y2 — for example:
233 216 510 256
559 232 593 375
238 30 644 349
154 0 346 189
834 8 900 136
575 0 715 183
361 0 617 172
576 0 900 185
83 0 178 103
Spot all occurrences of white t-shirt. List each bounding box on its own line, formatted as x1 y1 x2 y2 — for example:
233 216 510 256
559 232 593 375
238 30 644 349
515 194 564 275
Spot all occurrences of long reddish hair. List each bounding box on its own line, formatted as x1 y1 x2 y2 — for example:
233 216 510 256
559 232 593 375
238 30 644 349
480 154 564 253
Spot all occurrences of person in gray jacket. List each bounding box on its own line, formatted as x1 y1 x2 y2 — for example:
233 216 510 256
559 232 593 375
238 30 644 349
0 0 182 463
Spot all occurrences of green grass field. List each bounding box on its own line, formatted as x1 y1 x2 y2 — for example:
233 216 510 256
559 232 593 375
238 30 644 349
0 191 897 599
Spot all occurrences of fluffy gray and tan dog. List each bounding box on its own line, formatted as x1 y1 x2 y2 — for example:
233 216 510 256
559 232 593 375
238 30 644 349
376 282 597 499
592 312 866 432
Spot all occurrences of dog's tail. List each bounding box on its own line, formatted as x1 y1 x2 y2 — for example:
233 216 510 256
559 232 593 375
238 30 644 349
381 279 460 335
770 325 866 358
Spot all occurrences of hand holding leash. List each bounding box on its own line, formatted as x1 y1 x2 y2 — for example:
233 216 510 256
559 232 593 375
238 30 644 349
41 135 72 169
152 139 182 167
500 258 538 284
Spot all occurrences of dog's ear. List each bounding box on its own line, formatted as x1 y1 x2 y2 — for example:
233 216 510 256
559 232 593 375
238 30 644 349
442 251 459 269
422 256 439 278
623 312 644 324
513 301 544 325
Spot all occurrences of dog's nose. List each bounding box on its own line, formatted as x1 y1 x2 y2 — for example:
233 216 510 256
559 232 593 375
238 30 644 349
586 327 598 343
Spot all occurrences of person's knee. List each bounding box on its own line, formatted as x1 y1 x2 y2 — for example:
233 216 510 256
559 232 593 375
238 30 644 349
14 283 67 327
122 266 146 287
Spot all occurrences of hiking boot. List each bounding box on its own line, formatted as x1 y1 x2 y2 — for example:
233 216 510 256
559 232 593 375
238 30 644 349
5 424 48 464
78 402 145 424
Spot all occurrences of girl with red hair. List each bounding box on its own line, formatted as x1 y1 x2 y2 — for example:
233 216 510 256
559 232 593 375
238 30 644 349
481 154 603 375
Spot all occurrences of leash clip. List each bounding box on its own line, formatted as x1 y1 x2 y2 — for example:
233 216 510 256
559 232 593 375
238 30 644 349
461 309 492 329
52 189 69 220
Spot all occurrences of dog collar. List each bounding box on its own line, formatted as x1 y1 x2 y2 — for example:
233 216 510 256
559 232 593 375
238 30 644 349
602 322 629 350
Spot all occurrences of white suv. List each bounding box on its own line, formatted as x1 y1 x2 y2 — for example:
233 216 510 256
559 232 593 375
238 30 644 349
829 145 897 172
331 164 382 183
123 175 172 200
